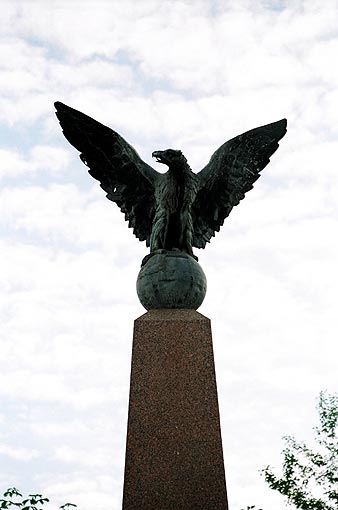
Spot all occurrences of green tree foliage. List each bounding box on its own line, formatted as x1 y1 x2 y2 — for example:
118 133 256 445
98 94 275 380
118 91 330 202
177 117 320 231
262 391 338 509
0 488 76 510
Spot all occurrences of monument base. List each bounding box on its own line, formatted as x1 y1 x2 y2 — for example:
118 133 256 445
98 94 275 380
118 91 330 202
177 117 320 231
122 309 228 510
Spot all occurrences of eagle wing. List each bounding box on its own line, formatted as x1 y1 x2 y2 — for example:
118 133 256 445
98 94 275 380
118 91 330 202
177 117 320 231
192 119 287 248
54 101 158 246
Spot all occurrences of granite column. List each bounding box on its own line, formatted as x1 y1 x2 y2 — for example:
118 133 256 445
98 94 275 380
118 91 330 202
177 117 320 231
122 309 228 510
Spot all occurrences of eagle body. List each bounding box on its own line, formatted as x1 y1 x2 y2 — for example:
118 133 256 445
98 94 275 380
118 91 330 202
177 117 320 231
54 101 287 259
150 156 198 255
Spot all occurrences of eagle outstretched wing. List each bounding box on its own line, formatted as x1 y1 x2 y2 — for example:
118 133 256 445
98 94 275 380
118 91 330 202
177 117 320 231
54 102 158 246
192 119 287 248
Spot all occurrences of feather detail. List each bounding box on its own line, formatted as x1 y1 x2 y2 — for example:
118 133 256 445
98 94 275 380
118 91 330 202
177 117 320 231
54 101 158 245
192 119 287 248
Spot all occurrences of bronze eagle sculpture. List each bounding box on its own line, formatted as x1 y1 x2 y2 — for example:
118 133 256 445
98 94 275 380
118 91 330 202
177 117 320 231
54 102 286 259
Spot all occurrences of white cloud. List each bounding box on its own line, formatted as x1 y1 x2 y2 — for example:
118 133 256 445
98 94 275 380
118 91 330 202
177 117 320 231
0 0 335 133
43 477 122 510
0 445 39 461
0 146 70 180
0 2 337 510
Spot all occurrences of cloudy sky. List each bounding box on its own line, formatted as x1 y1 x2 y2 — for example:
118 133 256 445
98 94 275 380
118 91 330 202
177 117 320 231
1 0 338 509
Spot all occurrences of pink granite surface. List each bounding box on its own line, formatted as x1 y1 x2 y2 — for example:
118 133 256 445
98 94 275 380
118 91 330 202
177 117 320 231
122 309 228 510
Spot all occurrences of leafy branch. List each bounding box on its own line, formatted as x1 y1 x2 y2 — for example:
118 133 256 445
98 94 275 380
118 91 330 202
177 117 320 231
0 489 76 510
262 391 338 510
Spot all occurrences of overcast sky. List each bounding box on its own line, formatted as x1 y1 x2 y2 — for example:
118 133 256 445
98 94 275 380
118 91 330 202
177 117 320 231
0 1 338 509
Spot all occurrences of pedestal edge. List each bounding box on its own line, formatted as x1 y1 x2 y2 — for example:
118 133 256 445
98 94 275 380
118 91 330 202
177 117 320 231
135 308 209 323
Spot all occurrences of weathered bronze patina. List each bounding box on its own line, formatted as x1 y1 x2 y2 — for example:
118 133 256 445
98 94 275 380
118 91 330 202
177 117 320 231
55 102 286 309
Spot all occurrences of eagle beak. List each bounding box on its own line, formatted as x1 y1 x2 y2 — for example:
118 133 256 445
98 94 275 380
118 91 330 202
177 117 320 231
152 151 164 163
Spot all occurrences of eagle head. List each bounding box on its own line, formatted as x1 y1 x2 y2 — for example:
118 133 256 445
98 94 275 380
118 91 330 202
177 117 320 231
152 149 187 169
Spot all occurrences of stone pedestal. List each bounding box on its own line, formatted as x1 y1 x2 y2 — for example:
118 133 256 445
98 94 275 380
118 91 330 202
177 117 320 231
122 309 228 510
